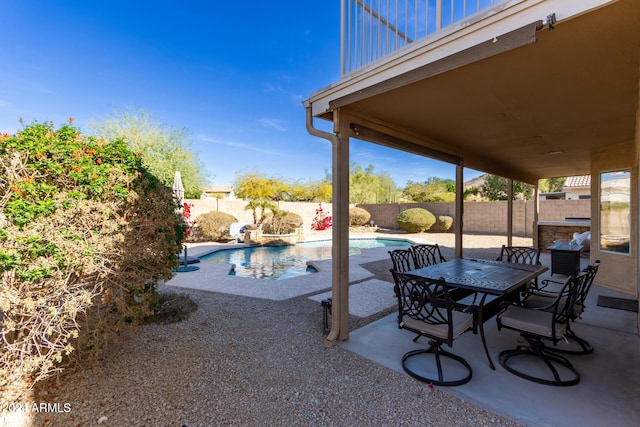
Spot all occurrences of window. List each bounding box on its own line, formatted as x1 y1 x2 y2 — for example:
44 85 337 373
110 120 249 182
599 170 630 254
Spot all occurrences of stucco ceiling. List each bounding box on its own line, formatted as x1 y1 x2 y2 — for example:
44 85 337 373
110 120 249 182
328 0 640 184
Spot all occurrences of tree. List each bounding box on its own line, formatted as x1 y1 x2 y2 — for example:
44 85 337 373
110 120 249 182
539 177 566 194
232 164 400 205
233 170 283 201
285 180 329 202
481 175 533 200
89 108 207 198
402 177 456 202
233 171 332 203
244 199 277 226
349 163 400 204
375 171 401 203
313 181 332 202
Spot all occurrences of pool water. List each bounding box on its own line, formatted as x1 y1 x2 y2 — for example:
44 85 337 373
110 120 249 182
200 238 412 280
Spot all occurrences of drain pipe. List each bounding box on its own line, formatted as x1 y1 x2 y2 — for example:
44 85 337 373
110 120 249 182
304 101 342 347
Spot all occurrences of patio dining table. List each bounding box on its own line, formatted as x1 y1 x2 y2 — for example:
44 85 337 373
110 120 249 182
408 257 548 369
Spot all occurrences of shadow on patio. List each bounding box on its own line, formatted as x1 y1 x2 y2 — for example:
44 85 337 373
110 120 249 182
340 253 640 426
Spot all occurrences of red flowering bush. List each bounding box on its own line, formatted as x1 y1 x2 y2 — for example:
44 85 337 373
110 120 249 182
0 120 186 399
182 202 194 235
311 203 332 231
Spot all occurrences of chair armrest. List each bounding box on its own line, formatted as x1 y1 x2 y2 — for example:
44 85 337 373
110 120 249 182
459 304 479 333
538 278 564 291
529 287 568 299
525 278 566 298
521 294 558 311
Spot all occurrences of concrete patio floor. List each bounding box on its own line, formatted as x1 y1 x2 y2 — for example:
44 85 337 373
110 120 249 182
171 236 640 426
341 252 640 427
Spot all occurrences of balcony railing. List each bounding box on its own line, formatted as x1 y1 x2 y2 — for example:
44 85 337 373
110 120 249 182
341 0 504 75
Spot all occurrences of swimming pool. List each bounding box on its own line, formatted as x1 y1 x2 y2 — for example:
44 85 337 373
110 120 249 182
200 238 412 280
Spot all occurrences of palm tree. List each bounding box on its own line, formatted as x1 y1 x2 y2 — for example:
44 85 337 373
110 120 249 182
244 199 277 226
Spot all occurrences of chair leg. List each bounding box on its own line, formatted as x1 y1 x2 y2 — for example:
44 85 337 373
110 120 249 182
544 329 593 355
499 335 580 386
402 340 472 387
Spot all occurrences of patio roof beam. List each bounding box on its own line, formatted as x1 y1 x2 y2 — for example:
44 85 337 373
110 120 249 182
350 123 462 165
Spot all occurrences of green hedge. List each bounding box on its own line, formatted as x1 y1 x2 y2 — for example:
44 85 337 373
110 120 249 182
396 208 436 233
349 207 371 226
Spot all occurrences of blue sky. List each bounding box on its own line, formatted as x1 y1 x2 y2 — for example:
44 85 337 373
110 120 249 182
0 0 481 188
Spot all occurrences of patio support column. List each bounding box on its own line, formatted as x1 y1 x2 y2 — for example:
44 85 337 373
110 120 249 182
533 183 539 248
507 178 513 246
329 113 351 344
304 104 350 346
455 165 463 258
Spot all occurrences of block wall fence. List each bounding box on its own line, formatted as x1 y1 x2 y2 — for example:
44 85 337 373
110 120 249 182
185 199 590 238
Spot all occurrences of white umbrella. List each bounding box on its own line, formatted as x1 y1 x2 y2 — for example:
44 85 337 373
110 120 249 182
172 170 199 271
172 171 184 207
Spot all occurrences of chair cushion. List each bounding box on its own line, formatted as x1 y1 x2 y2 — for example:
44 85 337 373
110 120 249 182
498 305 567 338
401 309 473 340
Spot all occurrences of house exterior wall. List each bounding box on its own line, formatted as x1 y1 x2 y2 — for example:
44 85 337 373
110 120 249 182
590 141 637 296
565 187 590 200
636 79 640 328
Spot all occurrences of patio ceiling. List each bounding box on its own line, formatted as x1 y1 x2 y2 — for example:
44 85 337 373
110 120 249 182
324 0 640 184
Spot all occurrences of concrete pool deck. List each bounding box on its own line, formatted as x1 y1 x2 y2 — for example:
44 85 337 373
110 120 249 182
167 233 430 317
166 231 532 318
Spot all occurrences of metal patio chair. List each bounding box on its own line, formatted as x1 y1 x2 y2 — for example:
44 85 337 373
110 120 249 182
392 271 476 386
497 245 542 289
496 245 542 265
410 243 446 269
523 260 601 355
497 273 583 386
388 248 415 273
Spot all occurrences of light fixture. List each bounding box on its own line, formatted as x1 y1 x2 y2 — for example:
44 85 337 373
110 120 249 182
547 150 563 155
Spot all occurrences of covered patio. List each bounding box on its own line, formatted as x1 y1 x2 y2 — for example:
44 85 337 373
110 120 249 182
304 0 640 423
304 0 640 346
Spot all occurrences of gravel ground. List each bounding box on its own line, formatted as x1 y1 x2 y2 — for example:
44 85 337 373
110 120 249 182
17 233 529 427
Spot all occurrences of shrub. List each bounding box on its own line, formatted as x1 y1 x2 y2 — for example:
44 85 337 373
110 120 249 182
438 215 454 232
0 120 185 396
196 211 238 241
262 210 302 234
349 207 371 226
396 208 436 233
143 291 198 325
